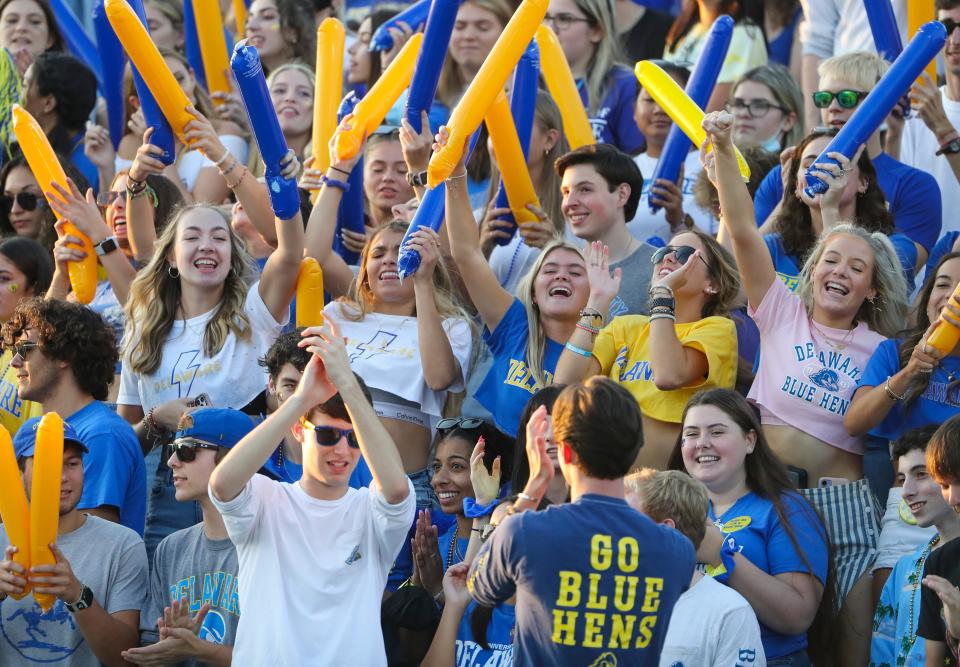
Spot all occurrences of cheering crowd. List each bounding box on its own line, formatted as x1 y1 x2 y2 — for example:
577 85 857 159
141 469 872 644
1 0 960 664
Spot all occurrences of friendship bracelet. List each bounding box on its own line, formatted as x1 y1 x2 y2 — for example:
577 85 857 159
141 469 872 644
649 313 676 323
883 376 905 402
446 170 468 181
219 158 239 179
321 174 351 192
330 165 351 177
126 178 147 195
565 342 593 358
575 322 599 336
225 165 248 190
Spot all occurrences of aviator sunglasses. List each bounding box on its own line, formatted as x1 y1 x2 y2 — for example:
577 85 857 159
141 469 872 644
0 192 46 216
651 245 709 268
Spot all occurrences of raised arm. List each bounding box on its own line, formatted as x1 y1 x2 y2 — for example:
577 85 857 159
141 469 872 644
647 255 709 390
126 129 174 262
438 129 514 332
257 151 305 322
703 111 776 310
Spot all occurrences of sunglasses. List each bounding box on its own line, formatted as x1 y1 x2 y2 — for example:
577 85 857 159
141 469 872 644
97 190 126 206
0 192 46 216
436 417 485 432
301 419 360 448
6 340 38 360
168 439 220 463
811 89 868 109
651 245 709 268
941 18 960 34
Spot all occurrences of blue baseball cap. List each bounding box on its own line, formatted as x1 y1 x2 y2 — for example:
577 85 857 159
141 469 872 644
174 408 254 450
13 417 88 459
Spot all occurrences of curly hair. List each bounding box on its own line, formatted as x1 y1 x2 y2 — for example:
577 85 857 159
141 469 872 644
2 298 117 400
271 0 317 71
30 52 98 138
775 128 893 263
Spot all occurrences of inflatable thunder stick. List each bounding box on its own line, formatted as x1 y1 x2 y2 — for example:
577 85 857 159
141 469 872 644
429 0 549 187
371 0 431 52
106 0 195 143
30 413 64 613
909 0 937 84
311 18 345 183
233 0 248 35
635 61 751 181
296 257 325 327
804 21 947 197
929 281 960 354
404 0 459 133
231 41 301 220
649 15 733 214
490 40 539 245
0 426 30 599
334 92 365 265
49 0 104 89
535 25 594 150
93 0 127 151
866 0 903 62
333 33 423 162
183 0 207 91
486 91 540 227
12 106 97 304
194 0 232 100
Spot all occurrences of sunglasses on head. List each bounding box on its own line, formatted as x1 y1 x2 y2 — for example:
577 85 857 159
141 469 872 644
0 192 45 216
651 245 709 268
812 89 868 109
168 439 220 463
436 417 485 432
301 419 360 448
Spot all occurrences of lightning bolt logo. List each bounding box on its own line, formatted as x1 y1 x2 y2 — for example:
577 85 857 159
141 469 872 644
349 330 398 363
170 350 202 398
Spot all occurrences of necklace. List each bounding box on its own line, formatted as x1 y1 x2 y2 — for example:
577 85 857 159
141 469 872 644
446 525 462 569
897 534 941 665
810 320 856 351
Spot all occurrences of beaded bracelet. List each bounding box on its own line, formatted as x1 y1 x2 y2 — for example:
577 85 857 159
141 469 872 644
321 174 351 192
883 376 905 401
225 165 248 190
219 158 239 179
575 322 599 336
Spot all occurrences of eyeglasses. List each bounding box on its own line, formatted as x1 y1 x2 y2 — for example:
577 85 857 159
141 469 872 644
301 419 360 448
436 417 485 432
542 12 592 31
0 192 46 216
726 98 786 119
651 245 709 268
812 89 868 109
168 439 220 463
6 340 38 361
941 18 960 34
97 190 126 206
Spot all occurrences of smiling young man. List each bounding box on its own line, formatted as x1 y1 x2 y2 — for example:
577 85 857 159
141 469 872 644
0 419 147 666
870 426 960 667
556 144 656 317
208 321 414 666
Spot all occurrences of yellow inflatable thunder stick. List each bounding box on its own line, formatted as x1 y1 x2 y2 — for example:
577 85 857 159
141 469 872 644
0 426 30 599
635 61 751 181
194 0 231 101
332 33 423 163
311 18 345 197
535 25 595 150
485 91 540 226
12 106 97 304
910 1 937 87
30 413 64 613
296 257 325 327
427 0 549 187
105 0 195 142
232 0 247 36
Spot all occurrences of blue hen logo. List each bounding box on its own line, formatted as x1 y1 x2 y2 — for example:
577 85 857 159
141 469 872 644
807 368 840 392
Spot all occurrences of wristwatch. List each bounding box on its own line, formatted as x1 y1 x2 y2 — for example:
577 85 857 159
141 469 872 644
65 584 93 613
406 170 428 187
93 236 119 257
937 136 960 156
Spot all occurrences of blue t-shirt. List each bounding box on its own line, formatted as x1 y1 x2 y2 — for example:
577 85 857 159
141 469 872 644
754 154 942 252
475 298 564 437
579 65 646 154
456 601 515 667
67 400 147 535
924 231 960 284
764 231 917 292
438 524 470 572
859 338 960 441
767 7 802 67
468 494 695 666
708 491 829 659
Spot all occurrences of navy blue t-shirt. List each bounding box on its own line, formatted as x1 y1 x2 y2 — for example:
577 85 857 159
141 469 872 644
579 65 646 154
67 400 147 535
753 153 942 251
468 494 695 666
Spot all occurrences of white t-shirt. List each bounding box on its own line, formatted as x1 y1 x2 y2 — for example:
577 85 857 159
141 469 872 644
659 575 767 667
629 151 717 243
323 302 473 422
118 281 286 410
179 135 249 192
900 88 960 236
800 0 906 59
210 474 416 666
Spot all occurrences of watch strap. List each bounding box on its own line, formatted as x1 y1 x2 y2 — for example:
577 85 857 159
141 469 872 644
406 170 428 187
94 236 118 256
65 585 93 612
937 135 960 156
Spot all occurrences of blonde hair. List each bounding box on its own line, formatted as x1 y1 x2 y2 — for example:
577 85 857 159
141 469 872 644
818 51 889 91
266 61 316 91
796 224 909 339
436 0 513 107
515 240 586 388
124 205 258 375
569 0 622 116
625 468 709 548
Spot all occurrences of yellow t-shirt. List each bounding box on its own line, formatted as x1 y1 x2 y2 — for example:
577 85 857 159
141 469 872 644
0 349 42 437
592 315 738 423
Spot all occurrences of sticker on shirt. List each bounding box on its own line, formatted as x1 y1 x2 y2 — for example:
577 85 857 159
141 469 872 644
717 516 751 533
0 600 82 660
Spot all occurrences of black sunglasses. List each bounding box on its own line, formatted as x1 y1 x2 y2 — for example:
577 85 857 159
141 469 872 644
6 340 38 360
168 439 220 463
651 245 709 268
301 419 360 448
942 18 960 34
0 192 46 216
437 417 485 432
97 190 126 206
812 89 868 109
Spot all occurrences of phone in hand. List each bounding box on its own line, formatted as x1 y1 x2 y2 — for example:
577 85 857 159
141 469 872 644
192 393 211 408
